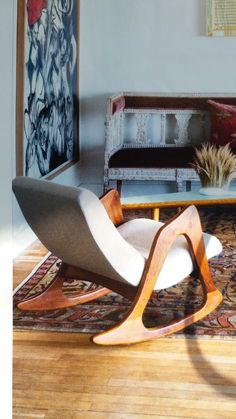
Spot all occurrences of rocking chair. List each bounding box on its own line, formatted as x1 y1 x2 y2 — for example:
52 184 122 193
13 176 223 345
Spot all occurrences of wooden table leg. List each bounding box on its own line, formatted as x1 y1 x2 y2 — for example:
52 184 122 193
151 207 160 221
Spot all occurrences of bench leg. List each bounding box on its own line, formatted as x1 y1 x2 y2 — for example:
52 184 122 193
117 180 122 195
176 180 184 192
104 179 110 193
186 180 192 191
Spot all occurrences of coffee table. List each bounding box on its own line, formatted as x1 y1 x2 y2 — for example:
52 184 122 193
121 190 236 220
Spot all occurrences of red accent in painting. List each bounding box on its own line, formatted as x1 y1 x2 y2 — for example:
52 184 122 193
27 0 47 26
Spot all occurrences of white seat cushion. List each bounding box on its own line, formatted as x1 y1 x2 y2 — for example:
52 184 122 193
118 218 222 290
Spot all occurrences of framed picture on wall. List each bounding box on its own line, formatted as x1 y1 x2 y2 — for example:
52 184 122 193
16 0 79 179
207 0 236 36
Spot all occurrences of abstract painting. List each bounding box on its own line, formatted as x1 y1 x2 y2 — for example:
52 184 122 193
16 0 79 178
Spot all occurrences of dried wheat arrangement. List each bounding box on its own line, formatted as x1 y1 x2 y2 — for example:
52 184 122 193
192 143 236 189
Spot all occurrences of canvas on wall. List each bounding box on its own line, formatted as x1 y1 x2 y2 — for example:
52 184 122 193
16 0 79 178
207 0 236 36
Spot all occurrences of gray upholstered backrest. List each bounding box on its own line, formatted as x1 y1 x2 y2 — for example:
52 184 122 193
12 177 145 285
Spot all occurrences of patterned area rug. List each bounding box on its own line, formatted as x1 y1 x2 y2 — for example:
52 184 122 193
13 207 236 339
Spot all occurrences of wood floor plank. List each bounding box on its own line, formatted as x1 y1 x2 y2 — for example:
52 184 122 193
13 373 236 400
13 343 236 372
13 409 178 419
13 241 236 419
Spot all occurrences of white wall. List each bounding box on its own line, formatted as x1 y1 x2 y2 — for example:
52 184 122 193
0 1 15 416
80 0 236 186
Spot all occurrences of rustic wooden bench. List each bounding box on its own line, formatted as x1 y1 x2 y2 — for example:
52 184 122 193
104 92 236 193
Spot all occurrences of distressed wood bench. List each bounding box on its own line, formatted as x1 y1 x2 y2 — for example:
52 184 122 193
104 92 236 192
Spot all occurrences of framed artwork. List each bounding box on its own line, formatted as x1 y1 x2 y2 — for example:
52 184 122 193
207 0 236 36
16 0 79 179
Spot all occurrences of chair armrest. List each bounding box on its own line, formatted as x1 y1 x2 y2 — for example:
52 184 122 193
142 205 217 295
100 189 124 226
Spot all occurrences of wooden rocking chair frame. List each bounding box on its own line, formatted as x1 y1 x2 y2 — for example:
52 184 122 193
17 189 223 346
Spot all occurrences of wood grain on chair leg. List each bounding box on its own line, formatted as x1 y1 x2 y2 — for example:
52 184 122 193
92 205 223 345
100 189 124 226
17 262 137 312
17 263 111 311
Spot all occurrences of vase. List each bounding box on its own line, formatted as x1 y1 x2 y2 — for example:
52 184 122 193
199 185 235 196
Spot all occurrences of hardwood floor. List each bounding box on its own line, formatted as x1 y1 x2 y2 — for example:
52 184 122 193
13 242 236 418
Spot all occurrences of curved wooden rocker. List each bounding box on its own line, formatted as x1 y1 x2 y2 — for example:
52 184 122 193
13 177 223 346
93 205 222 345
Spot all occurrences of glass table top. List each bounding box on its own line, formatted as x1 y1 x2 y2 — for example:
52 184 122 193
121 190 236 206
